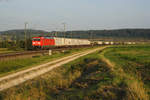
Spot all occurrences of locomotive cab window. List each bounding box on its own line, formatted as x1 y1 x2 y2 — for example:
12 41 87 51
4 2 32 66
33 38 41 41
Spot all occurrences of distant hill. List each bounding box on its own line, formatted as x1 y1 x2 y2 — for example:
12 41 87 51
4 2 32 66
0 29 48 36
65 29 150 41
0 29 150 42
0 29 49 41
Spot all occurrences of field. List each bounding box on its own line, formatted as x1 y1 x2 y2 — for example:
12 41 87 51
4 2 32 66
0 50 124 100
0 47 99 77
0 48 22 54
104 45 150 99
0 45 150 100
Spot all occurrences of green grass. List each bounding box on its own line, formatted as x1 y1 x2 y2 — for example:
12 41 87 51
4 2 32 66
1 45 149 100
0 48 128 100
104 45 150 99
0 48 25 54
0 48 18 54
0 46 99 77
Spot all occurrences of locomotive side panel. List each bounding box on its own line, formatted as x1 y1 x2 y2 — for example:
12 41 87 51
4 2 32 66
42 39 55 47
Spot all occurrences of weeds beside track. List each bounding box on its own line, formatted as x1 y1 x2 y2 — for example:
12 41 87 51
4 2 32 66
103 45 150 100
0 45 149 100
0 47 106 92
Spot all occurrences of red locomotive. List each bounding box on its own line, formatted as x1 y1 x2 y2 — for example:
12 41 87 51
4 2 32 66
32 37 55 48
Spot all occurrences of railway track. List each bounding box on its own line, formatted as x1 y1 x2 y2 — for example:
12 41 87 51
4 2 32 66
0 45 94 60
0 47 107 91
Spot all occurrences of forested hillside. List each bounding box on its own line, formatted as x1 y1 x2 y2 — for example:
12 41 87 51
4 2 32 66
0 29 150 41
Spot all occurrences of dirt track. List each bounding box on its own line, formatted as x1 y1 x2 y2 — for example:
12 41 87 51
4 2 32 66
0 47 107 91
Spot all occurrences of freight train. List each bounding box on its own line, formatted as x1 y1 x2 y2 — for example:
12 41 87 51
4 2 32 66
32 36 91 49
32 36 137 49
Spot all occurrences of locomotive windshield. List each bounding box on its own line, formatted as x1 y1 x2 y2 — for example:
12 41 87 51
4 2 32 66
33 38 40 41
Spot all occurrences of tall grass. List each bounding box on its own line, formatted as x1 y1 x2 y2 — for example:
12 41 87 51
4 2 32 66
1 45 148 100
0 47 98 76
104 45 150 100
0 48 24 54
0 50 128 100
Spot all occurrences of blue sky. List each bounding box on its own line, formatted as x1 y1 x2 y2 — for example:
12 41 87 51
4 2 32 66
0 0 150 31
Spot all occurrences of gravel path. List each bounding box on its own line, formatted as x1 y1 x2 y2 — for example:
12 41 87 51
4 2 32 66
0 47 106 91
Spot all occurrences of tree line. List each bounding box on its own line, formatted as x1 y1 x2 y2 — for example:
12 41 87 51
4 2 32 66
0 28 150 50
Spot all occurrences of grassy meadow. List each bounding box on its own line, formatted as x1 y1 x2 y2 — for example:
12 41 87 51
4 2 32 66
0 48 21 54
0 50 126 100
0 45 150 100
0 46 99 77
104 45 150 99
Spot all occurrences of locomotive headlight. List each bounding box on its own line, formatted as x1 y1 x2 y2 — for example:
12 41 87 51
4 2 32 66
38 42 41 45
33 42 35 44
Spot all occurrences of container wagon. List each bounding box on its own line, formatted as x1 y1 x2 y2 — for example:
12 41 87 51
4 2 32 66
97 41 103 45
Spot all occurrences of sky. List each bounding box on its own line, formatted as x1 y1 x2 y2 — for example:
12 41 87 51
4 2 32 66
0 0 150 31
